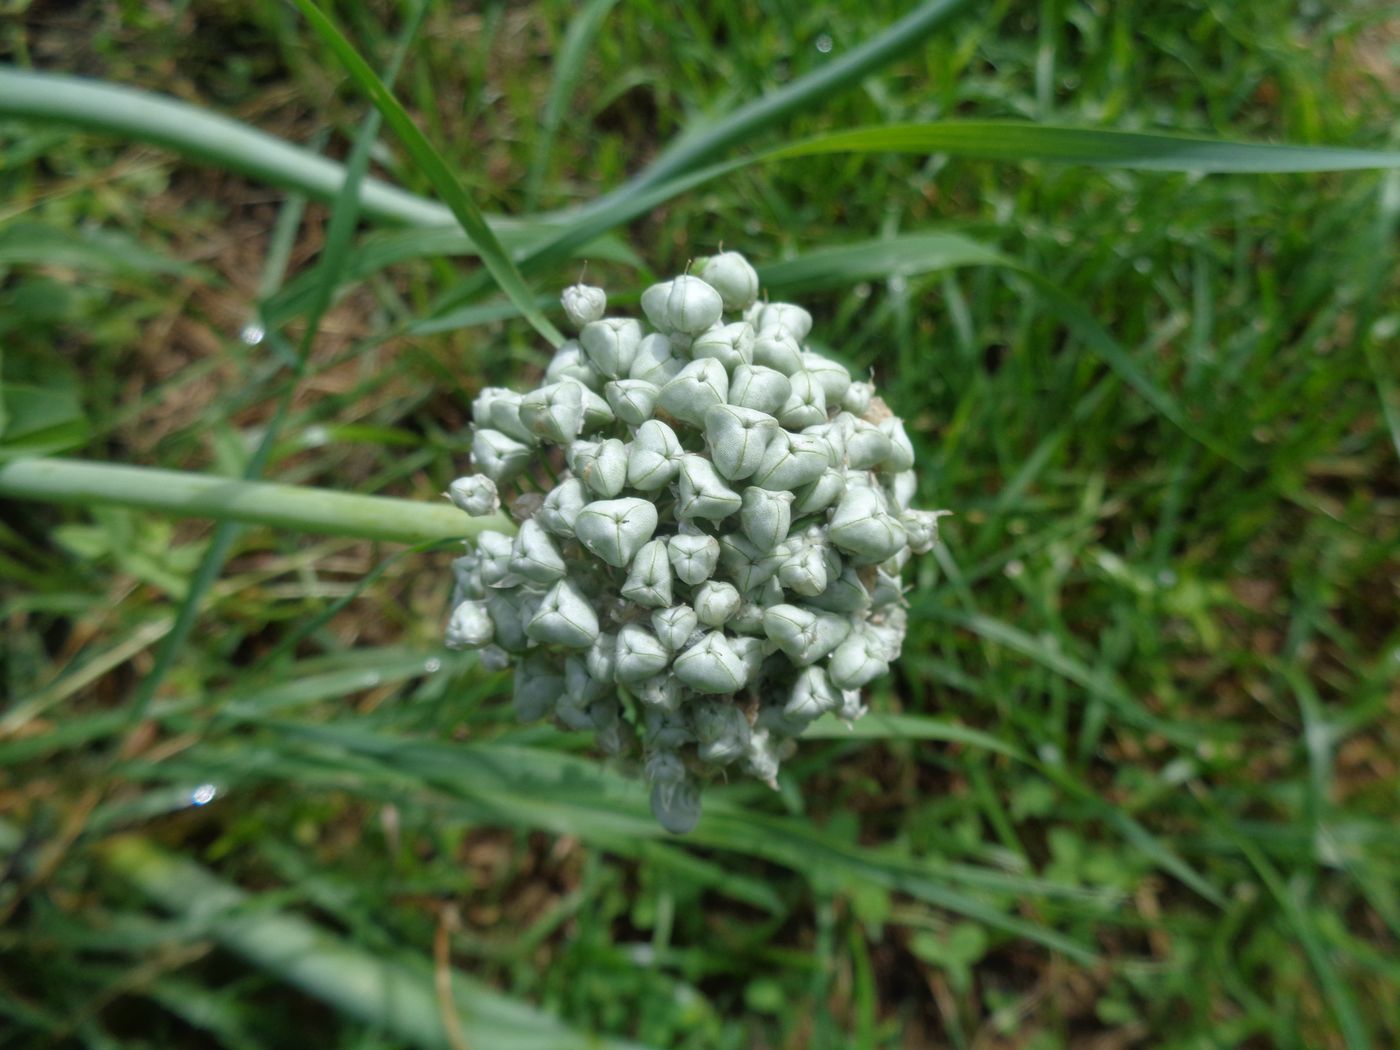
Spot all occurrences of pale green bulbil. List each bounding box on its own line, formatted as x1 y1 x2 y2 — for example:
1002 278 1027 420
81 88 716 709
779 371 828 429
445 600 494 649
446 251 945 833
740 487 794 551
665 275 725 335
778 540 828 597
792 468 845 515
471 428 531 481
447 474 499 517
846 418 894 469
901 508 948 554
544 341 599 390
484 390 536 444
561 284 607 329
520 381 585 444
828 487 907 563
580 317 642 378
579 437 628 498
640 281 673 331
472 386 512 428
752 329 804 374
842 380 874 414
757 302 813 342
484 591 529 650
620 539 673 608
476 529 520 588
728 364 791 415
586 631 618 683
699 251 759 311
827 632 889 689
890 469 918 511
693 697 751 762
652 605 699 651
784 665 841 721
650 777 702 835
762 604 850 665
537 477 587 537
658 358 729 426
509 520 567 584
693 580 741 627
581 386 614 431
629 333 682 385
717 533 783 594
636 673 682 712
526 579 599 648
604 379 659 427
879 416 916 472
691 322 755 371
626 418 684 490
751 432 828 491
513 658 562 722
673 632 748 694
574 497 658 567
667 532 720 585
801 351 852 402
614 623 670 682
675 455 742 521
704 404 779 482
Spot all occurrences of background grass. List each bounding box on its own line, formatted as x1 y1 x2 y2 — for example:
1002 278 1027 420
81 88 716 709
2 1 1399 1047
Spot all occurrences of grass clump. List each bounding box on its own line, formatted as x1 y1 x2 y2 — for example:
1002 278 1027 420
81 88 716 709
1 2 1398 1048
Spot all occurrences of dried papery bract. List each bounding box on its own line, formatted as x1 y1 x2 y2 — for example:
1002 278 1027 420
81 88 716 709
441 253 945 832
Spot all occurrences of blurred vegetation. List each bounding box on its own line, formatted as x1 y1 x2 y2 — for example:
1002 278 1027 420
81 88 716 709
1 0 1398 1047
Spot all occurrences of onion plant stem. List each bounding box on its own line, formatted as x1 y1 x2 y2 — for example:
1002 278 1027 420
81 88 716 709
0 457 513 544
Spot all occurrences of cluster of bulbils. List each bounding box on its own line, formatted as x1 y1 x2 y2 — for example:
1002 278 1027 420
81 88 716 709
443 252 944 833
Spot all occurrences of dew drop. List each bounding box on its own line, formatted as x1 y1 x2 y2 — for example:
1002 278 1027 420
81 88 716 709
424 657 443 673
815 33 833 53
239 323 266 346
190 783 217 806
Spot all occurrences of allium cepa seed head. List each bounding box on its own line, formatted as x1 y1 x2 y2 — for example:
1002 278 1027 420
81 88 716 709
444 251 946 833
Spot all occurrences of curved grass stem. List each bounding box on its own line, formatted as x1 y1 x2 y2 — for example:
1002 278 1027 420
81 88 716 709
0 457 513 544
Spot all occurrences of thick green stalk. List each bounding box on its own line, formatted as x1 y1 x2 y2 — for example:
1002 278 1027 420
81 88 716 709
0 458 513 544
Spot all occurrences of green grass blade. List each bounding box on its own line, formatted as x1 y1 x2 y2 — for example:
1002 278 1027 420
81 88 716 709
803 712 1026 760
769 121 1400 171
523 0 620 209
756 232 1009 290
595 0 973 199
0 65 455 228
0 222 201 278
290 0 564 348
